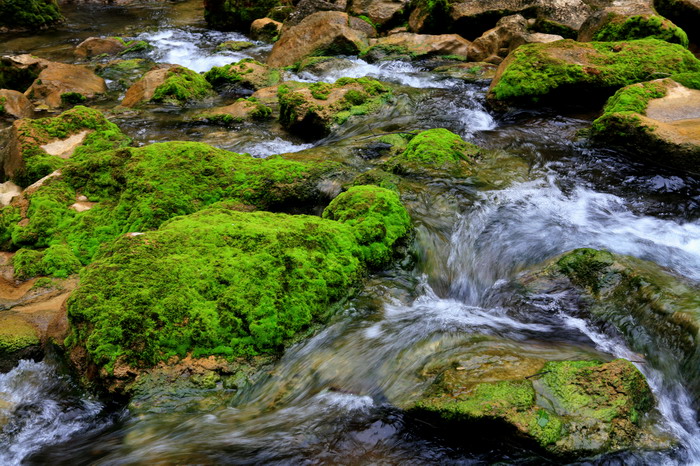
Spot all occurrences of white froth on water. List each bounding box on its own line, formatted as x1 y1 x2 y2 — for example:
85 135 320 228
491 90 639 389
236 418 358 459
237 137 314 158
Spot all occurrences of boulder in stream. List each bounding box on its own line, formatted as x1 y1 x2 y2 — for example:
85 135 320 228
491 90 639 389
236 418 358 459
195 97 273 125
121 64 213 107
487 38 700 106
204 59 281 91
578 9 688 46
0 89 34 120
360 32 473 62
589 74 700 172
249 18 282 43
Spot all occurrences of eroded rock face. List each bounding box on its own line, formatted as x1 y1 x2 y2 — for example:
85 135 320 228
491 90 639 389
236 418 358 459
361 32 473 62
74 37 126 58
590 76 700 171
283 0 347 29
0 89 34 120
348 0 409 29
267 11 370 68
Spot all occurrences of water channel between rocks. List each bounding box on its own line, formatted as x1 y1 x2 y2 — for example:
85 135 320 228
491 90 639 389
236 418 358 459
2 1 700 464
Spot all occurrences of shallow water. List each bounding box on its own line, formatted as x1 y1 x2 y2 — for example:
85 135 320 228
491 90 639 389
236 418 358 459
2 1 700 464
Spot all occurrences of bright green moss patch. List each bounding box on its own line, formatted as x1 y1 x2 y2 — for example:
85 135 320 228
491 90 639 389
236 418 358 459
60 92 87 106
10 106 132 187
556 248 615 293
488 39 700 104
0 316 39 354
670 71 700 90
215 40 254 52
389 128 480 176
67 190 410 373
598 80 667 115
592 15 688 47
13 243 81 280
0 0 62 30
204 59 280 90
151 66 213 104
322 185 412 267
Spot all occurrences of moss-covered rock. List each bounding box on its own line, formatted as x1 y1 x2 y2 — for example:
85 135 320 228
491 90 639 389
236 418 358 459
67 186 410 391
278 77 393 139
0 313 41 372
360 33 471 62
582 14 688 47
487 39 700 105
204 0 280 31
589 74 700 171
12 243 81 280
215 40 255 52
1 106 132 187
204 59 281 91
121 65 213 107
519 248 700 410
411 357 658 457
387 128 480 176
0 0 62 31
95 59 155 92
195 97 273 125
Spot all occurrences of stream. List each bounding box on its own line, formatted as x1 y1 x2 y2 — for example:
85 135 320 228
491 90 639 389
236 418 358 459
2 1 700 464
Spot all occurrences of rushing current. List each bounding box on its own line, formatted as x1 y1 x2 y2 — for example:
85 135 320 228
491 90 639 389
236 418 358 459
1 1 700 464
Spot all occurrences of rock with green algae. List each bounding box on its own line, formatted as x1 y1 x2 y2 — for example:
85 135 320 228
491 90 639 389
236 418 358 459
204 58 281 91
66 186 411 393
0 313 40 372
1 105 132 187
589 74 700 172
487 39 700 105
0 0 62 31
518 248 700 410
410 357 664 457
95 58 155 92
386 128 481 177
121 65 213 107
278 77 393 140
215 40 254 52
194 97 273 125
1 140 347 270
204 0 279 31
579 13 688 47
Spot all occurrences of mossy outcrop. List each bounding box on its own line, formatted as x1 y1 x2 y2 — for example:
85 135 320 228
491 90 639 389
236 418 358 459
387 128 481 176
195 97 273 125
519 248 700 410
580 13 688 47
204 59 281 91
360 33 472 62
487 39 700 105
0 0 62 31
66 186 410 391
411 356 659 457
121 65 213 107
0 313 40 372
1 106 131 187
278 77 392 139
204 0 280 31
589 74 700 171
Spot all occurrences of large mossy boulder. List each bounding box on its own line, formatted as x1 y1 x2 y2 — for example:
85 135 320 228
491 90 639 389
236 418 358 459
518 248 700 409
1 140 347 266
204 0 280 31
278 77 393 140
487 39 700 105
579 11 688 47
589 74 700 172
0 0 62 31
1 106 131 187
121 65 213 107
204 59 281 91
410 356 661 457
66 186 411 392
386 128 480 177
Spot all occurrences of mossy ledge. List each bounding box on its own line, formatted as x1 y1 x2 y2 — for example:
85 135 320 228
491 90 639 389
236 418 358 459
66 186 411 392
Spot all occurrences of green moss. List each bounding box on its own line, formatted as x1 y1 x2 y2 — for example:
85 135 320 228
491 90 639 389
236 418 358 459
0 205 22 248
0 0 62 30
13 242 81 280
0 96 6 114
322 186 412 267
204 59 279 90
151 66 213 104
205 0 280 31
389 128 480 176
215 40 254 52
598 80 667 115
592 15 689 48
670 71 700 90
0 317 39 354
410 0 451 34
489 39 700 103
60 92 87 106
309 82 333 100
120 40 151 55
11 106 132 187
67 192 410 373
556 248 615 293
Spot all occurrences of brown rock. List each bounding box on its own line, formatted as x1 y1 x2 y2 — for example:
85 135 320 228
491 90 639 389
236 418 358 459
471 14 563 62
74 37 126 58
348 0 409 28
0 89 34 119
363 32 472 61
267 11 370 68
120 65 172 108
250 17 282 42
283 0 347 29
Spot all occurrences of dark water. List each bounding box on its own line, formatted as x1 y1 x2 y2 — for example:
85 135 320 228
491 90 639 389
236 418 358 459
2 2 700 464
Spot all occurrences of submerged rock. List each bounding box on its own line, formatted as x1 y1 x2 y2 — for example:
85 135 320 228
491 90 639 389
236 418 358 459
518 248 700 410
267 11 371 68
121 64 213 107
66 186 411 393
278 77 393 139
487 39 700 105
589 75 700 172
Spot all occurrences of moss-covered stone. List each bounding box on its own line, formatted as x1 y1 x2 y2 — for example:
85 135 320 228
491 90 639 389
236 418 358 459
151 66 213 104
0 0 62 31
521 248 700 411
12 243 81 280
278 77 393 139
3 106 132 187
111 37 152 55
215 40 255 52
66 186 410 388
488 39 700 105
95 59 154 92
195 97 273 125
204 0 280 31
388 128 480 176
0 313 41 372
411 357 657 457
591 15 688 47
204 59 281 91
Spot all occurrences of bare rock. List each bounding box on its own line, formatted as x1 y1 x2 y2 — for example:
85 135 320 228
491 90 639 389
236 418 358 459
0 89 34 119
75 37 126 58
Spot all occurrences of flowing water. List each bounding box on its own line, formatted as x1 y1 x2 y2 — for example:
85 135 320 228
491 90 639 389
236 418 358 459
2 1 700 464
